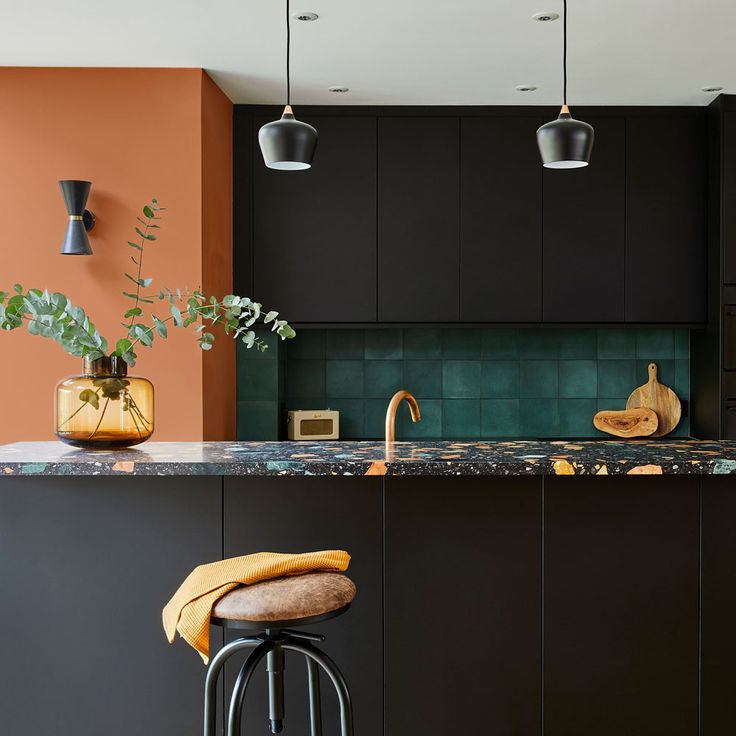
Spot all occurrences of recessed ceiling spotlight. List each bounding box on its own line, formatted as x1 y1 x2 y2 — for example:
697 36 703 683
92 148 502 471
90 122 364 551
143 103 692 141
701 85 724 93
328 86 349 93
532 11 559 21
293 11 318 21
516 85 537 92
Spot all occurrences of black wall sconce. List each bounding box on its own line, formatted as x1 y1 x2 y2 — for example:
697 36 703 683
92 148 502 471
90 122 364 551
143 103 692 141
59 180 96 255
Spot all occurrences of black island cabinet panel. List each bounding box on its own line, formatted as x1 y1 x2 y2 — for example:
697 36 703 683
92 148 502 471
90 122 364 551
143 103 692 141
460 117 543 322
701 476 736 735
224 476 383 736
384 475 542 736
378 117 460 321
252 116 377 322
625 115 706 322
542 117 626 322
544 475 699 736
0 476 222 736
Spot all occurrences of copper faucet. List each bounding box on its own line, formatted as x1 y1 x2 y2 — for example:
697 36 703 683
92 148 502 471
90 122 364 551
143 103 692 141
385 390 422 443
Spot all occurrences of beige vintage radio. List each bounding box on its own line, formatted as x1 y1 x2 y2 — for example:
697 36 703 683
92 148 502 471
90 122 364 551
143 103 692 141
287 410 340 440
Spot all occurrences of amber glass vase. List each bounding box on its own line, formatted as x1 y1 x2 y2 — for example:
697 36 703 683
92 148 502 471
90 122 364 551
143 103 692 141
55 356 154 448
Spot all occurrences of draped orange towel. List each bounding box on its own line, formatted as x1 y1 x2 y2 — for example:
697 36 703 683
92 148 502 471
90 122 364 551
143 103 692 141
162 550 350 663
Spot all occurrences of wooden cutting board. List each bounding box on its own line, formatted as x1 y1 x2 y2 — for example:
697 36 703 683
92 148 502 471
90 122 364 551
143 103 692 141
593 408 659 438
625 363 681 437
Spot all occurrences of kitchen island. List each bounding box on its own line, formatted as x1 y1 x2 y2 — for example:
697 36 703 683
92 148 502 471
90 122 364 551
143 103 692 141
1 440 735 735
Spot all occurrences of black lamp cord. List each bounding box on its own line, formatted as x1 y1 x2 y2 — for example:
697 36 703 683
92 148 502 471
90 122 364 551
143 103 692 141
286 0 291 107
562 0 567 106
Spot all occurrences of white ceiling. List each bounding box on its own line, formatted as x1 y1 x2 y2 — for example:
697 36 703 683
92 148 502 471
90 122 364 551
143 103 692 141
1 0 733 106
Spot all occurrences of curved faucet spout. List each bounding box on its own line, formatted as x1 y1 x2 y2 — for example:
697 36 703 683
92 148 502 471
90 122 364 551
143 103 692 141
385 390 422 443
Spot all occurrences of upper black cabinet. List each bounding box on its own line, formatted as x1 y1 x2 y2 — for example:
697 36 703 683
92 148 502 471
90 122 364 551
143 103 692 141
378 117 460 322
252 116 377 322
543 117 626 322
626 115 706 322
460 117 543 322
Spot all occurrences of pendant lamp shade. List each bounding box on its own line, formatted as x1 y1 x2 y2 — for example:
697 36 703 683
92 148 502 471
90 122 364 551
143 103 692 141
258 0 318 170
537 105 594 168
536 0 594 169
259 105 318 170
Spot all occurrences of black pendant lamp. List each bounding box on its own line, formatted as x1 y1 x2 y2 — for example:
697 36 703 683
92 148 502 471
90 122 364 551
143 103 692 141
258 0 317 170
536 0 594 168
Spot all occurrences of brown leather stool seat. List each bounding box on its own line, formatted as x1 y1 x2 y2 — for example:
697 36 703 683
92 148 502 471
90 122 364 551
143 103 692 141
211 572 356 627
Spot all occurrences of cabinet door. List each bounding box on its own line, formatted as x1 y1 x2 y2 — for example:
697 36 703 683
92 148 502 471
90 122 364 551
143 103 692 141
252 116 377 322
460 117 543 322
626 115 706 322
544 475 699 736
701 476 736 734
224 476 383 736
723 114 736 284
543 117 626 322
384 476 542 736
0 476 221 736
378 117 459 321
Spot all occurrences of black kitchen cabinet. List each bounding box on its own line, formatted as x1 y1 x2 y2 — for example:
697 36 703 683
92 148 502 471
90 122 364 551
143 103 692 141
460 117 543 322
543 117 626 322
251 116 377 322
224 476 383 736
722 113 736 285
544 475 699 736
384 476 542 736
378 117 460 321
701 476 736 734
0 476 221 736
626 115 706 322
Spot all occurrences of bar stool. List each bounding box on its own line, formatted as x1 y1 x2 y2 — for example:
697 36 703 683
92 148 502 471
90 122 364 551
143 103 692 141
204 571 356 736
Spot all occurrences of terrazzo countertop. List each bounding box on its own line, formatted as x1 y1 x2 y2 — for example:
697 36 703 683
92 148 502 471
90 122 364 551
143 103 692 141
2 439 736 476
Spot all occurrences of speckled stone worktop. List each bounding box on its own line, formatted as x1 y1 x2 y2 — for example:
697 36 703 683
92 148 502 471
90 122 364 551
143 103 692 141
2 439 736 476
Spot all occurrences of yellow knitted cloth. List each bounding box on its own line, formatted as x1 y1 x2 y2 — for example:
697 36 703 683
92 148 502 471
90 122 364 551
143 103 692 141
162 550 350 663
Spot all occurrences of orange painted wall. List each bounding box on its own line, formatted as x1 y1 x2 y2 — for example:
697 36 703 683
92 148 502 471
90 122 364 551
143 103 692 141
0 68 234 443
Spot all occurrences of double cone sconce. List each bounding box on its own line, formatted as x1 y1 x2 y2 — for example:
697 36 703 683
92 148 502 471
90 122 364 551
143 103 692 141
258 0 318 170
59 180 96 255
536 0 594 168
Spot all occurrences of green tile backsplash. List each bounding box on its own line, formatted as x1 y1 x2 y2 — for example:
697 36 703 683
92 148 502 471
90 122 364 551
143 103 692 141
237 328 691 441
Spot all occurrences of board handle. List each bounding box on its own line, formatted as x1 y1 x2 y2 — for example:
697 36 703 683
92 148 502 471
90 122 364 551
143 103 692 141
648 363 658 382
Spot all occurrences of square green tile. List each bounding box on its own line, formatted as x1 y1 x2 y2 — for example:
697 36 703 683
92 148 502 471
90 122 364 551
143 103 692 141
520 398 559 437
558 360 597 399
442 329 481 359
636 329 674 359
443 361 481 398
519 360 558 398
364 399 388 438
404 360 442 398
403 328 442 358
326 360 365 398
635 359 675 389
237 359 280 401
674 359 689 398
481 399 521 438
286 397 328 412
597 397 627 411
287 360 325 399
557 329 597 359
597 360 636 398
481 361 520 398
364 360 403 399
327 399 364 439
481 329 519 359
237 401 279 440
397 399 442 439
559 399 598 437
286 329 325 359
326 329 365 358
365 329 403 359
518 329 558 359
443 400 481 438
674 330 690 359
596 329 636 359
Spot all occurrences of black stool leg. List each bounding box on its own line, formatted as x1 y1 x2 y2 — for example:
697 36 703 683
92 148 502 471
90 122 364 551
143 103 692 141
305 655 323 736
227 640 275 736
204 637 260 736
266 643 286 733
284 641 354 736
